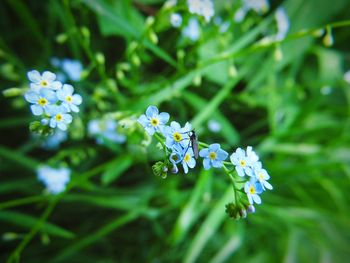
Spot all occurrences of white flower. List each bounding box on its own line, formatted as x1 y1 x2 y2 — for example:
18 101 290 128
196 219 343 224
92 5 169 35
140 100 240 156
187 0 214 22
275 7 289 40
170 13 182 28
37 166 70 194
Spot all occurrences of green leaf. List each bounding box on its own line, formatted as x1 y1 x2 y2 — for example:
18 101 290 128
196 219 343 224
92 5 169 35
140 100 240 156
0 211 75 239
101 155 133 185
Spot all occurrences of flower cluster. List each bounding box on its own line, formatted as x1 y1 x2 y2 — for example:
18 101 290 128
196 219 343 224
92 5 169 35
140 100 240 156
88 118 126 144
138 105 273 219
230 147 272 205
234 0 269 22
187 0 215 22
24 70 82 132
37 165 71 195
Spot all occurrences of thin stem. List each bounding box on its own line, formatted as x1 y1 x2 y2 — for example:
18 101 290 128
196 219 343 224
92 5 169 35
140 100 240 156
0 196 45 210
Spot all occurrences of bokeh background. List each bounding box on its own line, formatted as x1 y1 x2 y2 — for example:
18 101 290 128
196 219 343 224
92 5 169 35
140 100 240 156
1 0 350 262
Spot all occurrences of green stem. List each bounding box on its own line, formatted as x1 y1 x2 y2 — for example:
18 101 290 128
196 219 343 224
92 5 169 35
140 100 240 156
0 196 45 210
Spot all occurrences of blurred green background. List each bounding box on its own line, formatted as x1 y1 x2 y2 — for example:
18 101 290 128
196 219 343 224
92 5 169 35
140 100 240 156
1 0 350 262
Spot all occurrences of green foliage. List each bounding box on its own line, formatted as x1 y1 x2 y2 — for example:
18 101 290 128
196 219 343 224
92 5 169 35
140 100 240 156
1 0 350 262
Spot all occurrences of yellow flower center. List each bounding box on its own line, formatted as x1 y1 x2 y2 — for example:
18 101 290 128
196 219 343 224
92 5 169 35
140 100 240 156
38 98 47 106
173 132 182 142
239 160 246 167
40 80 48 87
66 95 72 102
150 118 159 127
55 114 63 121
209 152 216 160
184 153 190 162
249 186 256 194
258 172 264 180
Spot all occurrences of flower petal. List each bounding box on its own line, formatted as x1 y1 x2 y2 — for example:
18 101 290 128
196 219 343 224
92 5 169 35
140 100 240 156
158 112 170 124
72 94 82 105
42 71 56 82
51 81 62 90
209 143 220 151
64 114 73 124
203 158 211 170
217 149 228 161
25 91 39 103
31 105 43 115
27 70 41 83
63 84 74 95
199 148 209 157
57 122 67 131
146 105 159 118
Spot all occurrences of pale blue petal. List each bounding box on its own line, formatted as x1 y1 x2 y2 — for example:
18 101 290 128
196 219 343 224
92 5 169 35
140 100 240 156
63 84 74 95
25 91 39 103
27 70 41 83
182 162 189 174
187 158 196 168
50 118 57 128
51 81 62 90
57 122 67 131
64 114 73 124
264 181 273 190
209 143 220 151
31 105 43 115
199 148 209 157
146 105 158 118
236 148 245 158
245 167 253 176
212 160 223 168
56 89 65 100
40 89 57 103
158 112 170 124
244 182 250 193
230 153 239 165
170 121 181 130
203 158 211 170
30 83 41 91
252 194 261 204
236 166 245 177
217 149 228 161
88 120 100 135
138 115 148 127
70 104 79 112
42 71 56 82
145 126 155 135
72 94 82 105
247 194 253 204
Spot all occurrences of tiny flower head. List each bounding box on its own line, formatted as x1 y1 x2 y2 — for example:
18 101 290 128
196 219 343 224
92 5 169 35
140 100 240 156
230 147 252 177
246 146 259 164
56 84 82 112
46 105 73 131
182 147 196 174
61 59 83 81
27 70 62 91
169 144 184 165
170 13 182 28
24 88 57 116
275 7 289 41
88 118 126 144
199 143 228 170
138 105 170 136
244 179 263 205
164 121 191 148
37 166 70 195
253 162 273 190
182 18 200 41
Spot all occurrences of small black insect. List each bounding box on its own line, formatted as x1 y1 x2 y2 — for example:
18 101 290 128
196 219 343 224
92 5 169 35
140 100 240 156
188 130 199 159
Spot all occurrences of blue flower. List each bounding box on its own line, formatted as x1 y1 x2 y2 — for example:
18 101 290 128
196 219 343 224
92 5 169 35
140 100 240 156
244 179 263 204
138 105 170 135
41 130 67 150
164 121 191 148
170 13 182 28
56 84 82 112
182 18 200 41
24 88 58 116
27 70 62 91
169 144 184 166
234 0 269 22
199 143 228 170
61 59 83 81
88 118 126 144
37 166 70 195
182 147 196 174
275 7 289 41
246 146 259 165
230 147 253 177
187 0 214 22
253 162 273 190
46 105 73 131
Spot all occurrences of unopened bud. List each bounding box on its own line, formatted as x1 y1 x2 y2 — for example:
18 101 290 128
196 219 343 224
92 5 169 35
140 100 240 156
274 47 283 61
96 52 105 65
56 33 68 44
323 27 333 47
2 87 24 97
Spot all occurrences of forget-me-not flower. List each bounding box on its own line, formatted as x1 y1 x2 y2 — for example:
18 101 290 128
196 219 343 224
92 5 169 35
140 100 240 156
230 147 253 177
199 143 228 170
274 7 289 41
246 146 259 164
138 105 170 135
170 13 182 28
169 144 184 166
41 130 68 150
234 0 269 23
61 59 83 81
37 166 70 195
24 88 58 116
56 84 83 112
88 118 126 144
182 147 196 174
164 121 191 148
46 105 73 131
244 179 263 204
253 161 272 190
187 0 214 22
27 70 62 91
182 18 200 41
